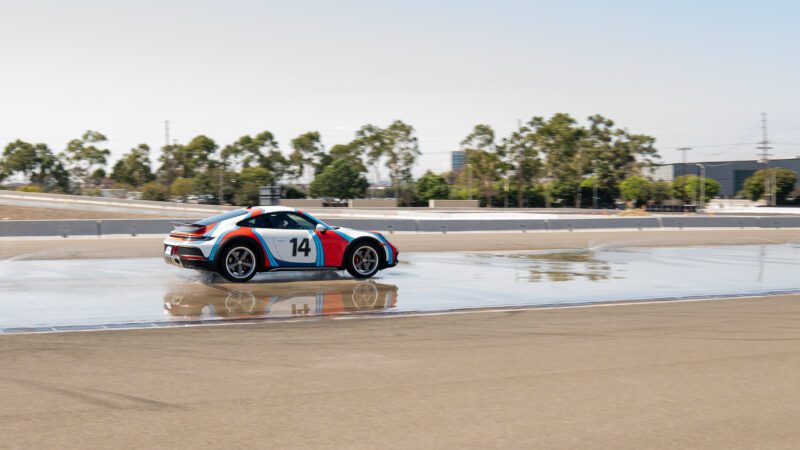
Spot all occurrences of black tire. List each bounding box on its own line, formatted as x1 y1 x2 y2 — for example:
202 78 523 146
217 242 259 283
345 241 382 279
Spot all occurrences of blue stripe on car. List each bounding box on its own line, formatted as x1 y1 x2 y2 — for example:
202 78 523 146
371 232 393 265
302 211 331 228
209 227 239 262
253 230 278 267
309 231 324 266
333 230 353 242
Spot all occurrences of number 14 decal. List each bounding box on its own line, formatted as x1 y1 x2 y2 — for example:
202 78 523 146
290 237 311 257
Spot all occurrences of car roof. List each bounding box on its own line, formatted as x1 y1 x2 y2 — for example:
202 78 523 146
250 206 298 214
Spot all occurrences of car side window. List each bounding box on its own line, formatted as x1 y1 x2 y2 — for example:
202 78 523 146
237 215 271 228
286 213 316 230
267 212 316 230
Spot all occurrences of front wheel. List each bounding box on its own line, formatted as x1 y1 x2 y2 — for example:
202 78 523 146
218 245 258 282
346 243 381 279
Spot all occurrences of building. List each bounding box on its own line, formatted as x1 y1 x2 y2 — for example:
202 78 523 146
451 150 465 172
652 157 800 197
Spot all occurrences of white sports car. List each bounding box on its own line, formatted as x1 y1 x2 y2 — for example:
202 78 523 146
163 206 398 282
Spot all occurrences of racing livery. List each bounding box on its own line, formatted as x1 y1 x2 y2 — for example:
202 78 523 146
163 206 398 282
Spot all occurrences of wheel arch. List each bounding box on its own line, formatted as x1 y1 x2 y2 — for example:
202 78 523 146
214 235 267 272
343 236 386 268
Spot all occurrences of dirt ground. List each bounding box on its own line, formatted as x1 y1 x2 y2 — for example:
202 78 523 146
0 204 163 220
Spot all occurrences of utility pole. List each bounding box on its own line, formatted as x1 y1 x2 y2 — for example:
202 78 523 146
695 164 706 209
164 120 172 184
757 112 773 206
677 147 692 177
164 120 170 148
466 163 473 200
219 160 224 206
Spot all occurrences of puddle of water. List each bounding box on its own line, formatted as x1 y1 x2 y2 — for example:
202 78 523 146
1 244 799 332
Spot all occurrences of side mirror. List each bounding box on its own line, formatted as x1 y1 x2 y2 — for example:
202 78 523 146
315 223 327 234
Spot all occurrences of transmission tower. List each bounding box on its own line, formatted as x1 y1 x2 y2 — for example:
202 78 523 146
677 147 692 177
757 113 774 206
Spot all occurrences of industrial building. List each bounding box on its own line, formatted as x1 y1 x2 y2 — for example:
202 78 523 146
451 150 465 172
651 158 800 198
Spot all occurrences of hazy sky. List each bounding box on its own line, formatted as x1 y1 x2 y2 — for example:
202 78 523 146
1 0 798 177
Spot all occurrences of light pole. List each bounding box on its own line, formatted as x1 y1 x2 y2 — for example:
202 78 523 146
695 163 706 210
466 163 473 201
219 160 225 205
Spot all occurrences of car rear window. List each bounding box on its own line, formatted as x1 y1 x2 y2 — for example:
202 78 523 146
195 209 249 226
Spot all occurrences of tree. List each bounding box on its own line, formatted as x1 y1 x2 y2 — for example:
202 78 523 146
141 181 169 201
110 144 154 188
289 131 326 178
460 125 505 205
192 166 238 205
500 125 541 207
156 136 218 185
2 140 70 192
672 175 720 203
309 158 369 199
529 114 585 207
235 166 276 205
170 177 194 200
649 180 673 204
618 176 652 205
62 130 110 188
741 168 797 204
415 171 450 201
356 120 420 200
580 115 658 203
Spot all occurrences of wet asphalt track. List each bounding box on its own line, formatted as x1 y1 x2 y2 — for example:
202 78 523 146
2 244 800 333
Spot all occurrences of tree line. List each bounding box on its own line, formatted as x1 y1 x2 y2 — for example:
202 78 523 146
0 121 420 205
3 114 790 207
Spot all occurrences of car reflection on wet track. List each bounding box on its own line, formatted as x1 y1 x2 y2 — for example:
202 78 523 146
163 281 398 320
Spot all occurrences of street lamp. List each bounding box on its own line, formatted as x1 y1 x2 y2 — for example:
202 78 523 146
466 163 473 201
695 163 706 210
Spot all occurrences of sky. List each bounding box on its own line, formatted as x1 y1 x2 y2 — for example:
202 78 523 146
1 0 799 180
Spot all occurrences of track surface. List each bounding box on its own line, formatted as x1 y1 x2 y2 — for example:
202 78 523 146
3 295 800 449
2 244 800 332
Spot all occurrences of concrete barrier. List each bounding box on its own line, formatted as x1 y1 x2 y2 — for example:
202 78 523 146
416 220 549 233
661 216 761 228
759 216 800 229
428 200 480 208
3 215 800 237
547 218 660 231
347 199 398 208
280 199 324 208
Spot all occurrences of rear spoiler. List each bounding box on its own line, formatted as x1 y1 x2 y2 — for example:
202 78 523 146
170 222 206 233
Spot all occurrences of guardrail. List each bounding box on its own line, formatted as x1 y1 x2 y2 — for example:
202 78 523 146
2 216 800 238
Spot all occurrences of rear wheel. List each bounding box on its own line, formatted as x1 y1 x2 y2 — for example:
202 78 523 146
345 243 381 279
218 245 258 282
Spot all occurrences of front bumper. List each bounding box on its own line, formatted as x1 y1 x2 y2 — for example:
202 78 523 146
164 245 212 270
382 251 399 269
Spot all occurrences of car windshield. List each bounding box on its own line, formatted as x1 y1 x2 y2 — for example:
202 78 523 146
195 209 248 226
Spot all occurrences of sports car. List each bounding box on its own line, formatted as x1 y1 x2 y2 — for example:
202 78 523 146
163 206 398 282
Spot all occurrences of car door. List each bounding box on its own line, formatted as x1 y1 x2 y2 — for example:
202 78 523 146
253 212 319 267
